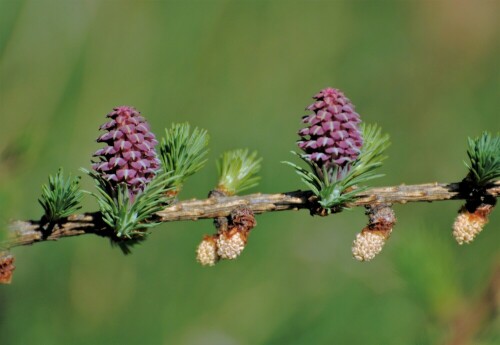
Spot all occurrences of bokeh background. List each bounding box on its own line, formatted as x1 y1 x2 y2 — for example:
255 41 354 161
0 1 499 344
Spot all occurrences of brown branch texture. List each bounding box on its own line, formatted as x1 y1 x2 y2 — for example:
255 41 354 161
3 181 499 250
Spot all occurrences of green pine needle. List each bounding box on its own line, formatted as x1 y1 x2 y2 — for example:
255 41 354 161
465 132 500 186
284 123 390 210
283 154 361 211
159 123 209 192
83 169 176 238
282 152 323 195
38 168 83 223
341 123 391 189
216 149 262 195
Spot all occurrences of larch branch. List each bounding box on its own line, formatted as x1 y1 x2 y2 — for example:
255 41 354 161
2 181 499 250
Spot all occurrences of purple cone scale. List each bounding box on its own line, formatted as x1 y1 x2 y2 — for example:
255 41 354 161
92 106 160 197
298 88 363 170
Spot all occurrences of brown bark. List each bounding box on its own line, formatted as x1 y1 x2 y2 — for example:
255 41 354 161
2 181 499 250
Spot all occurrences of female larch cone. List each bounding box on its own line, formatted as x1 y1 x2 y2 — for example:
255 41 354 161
298 87 363 170
92 106 160 198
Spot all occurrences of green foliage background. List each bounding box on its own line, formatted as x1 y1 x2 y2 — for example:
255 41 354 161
0 1 498 344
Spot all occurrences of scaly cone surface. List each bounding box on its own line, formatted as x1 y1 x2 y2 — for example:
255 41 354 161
92 106 160 198
298 87 363 171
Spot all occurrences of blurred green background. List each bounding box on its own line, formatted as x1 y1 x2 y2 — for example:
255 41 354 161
0 1 499 344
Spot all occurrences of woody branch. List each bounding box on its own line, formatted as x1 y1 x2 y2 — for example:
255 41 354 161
3 180 499 250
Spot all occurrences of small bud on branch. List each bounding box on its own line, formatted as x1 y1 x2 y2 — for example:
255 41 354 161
352 204 396 262
0 254 15 284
